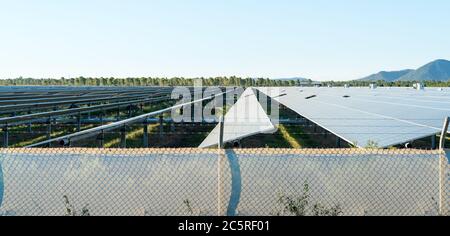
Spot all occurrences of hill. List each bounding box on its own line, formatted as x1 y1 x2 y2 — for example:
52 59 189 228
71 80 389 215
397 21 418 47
359 59 450 82
397 59 450 81
359 70 413 82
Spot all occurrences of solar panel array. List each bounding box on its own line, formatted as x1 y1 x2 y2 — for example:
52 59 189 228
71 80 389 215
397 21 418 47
257 87 450 148
199 88 276 148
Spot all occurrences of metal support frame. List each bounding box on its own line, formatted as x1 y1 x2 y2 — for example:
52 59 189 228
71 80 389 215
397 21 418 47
222 88 227 113
170 122 175 133
76 113 81 132
97 130 104 148
217 116 225 216
438 117 449 216
218 116 224 149
97 110 105 148
431 135 437 150
190 103 195 123
87 103 91 119
27 110 32 133
46 117 52 148
2 125 8 148
439 117 449 150
99 110 104 125
52 106 58 125
143 120 149 148
336 137 341 148
128 105 133 118
120 125 127 148
25 89 229 148
159 115 164 138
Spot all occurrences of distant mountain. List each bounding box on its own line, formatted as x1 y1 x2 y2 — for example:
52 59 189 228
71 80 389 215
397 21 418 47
397 59 450 81
358 59 450 82
359 69 413 82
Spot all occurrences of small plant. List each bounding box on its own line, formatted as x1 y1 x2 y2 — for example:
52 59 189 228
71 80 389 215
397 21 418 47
63 195 90 216
277 182 343 216
366 140 379 149
312 203 342 216
431 197 449 216
183 199 194 215
183 199 204 216
278 182 310 216
350 141 359 148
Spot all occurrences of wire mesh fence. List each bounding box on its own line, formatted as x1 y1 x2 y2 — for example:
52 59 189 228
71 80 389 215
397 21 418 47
0 148 448 216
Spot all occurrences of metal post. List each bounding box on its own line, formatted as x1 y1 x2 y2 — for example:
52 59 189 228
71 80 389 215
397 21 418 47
218 116 224 149
336 137 341 148
47 118 52 148
217 116 225 216
159 115 164 138
87 103 91 119
431 135 437 150
100 110 104 125
97 130 104 148
170 122 175 133
439 117 449 150
27 109 32 133
76 113 81 132
128 105 132 118
143 120 149 148
438 117 449 215
117 106 120 121
120 125 127 148
222 88 227 113
52 106 57 124
2 125 8 148
191 104 195 124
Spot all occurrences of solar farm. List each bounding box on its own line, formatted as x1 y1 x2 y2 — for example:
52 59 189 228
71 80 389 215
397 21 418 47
0 86 449 150
0 85 449 216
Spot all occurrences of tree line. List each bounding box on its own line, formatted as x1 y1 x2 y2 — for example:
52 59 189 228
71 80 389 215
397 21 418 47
0 77 309 87
0 77 448 87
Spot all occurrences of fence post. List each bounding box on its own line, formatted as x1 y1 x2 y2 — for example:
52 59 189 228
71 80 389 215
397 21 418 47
217 116 225 216
439 117 449 150
438 117 449 215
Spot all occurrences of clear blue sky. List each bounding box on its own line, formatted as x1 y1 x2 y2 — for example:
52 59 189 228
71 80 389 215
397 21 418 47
0 0 449 81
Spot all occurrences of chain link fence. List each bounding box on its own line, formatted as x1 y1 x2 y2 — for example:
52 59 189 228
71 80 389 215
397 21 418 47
0 148 448 216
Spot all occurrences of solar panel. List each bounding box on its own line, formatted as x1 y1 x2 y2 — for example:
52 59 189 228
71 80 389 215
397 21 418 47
257 87 450 148
199 88 276 148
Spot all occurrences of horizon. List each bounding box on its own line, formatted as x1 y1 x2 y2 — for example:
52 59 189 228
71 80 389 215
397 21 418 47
1 1 450 81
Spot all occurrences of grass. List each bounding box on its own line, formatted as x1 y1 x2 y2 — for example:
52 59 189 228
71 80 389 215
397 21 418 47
241 125 318 149
278 125 302 148
9 124 95 148
277 125 317 148
104 124 158 148
11 130 66 147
